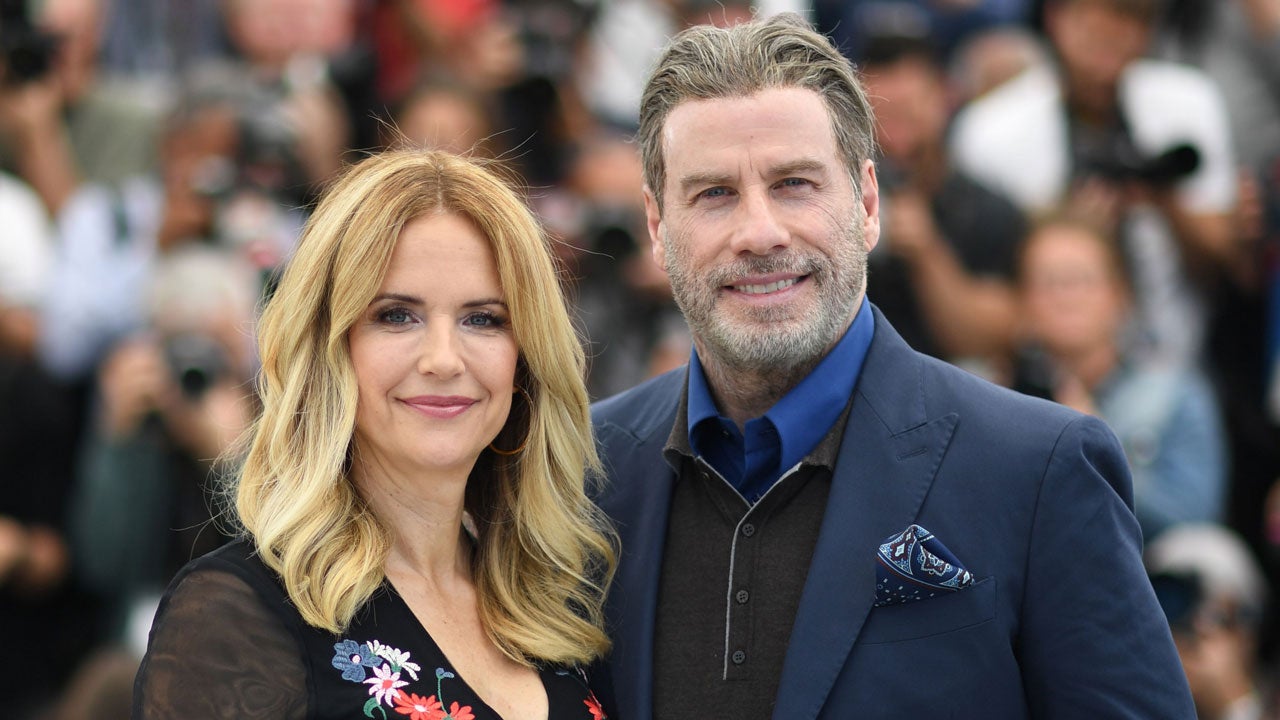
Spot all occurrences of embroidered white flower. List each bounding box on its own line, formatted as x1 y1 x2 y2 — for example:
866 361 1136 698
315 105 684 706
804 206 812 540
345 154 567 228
364 663 408 705
374 643 421 681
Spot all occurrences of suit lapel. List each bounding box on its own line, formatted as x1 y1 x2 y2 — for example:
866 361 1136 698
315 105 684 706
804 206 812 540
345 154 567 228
773 309 958 719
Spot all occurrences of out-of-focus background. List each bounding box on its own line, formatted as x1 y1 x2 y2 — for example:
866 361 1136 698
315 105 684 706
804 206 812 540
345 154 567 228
0 0 1277 717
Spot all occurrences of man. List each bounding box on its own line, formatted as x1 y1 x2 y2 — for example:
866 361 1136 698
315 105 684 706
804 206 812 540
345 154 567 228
591 13 1194 719
860 32 1025 370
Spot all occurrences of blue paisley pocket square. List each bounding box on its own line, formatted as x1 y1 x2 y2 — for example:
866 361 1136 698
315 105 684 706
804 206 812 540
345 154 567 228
874 524 976 608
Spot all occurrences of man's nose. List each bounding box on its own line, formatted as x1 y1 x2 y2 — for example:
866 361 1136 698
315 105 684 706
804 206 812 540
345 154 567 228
417 322 466 378
728 188 790 256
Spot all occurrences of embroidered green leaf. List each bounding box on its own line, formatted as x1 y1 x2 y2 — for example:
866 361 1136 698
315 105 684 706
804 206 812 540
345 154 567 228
362 697 386 719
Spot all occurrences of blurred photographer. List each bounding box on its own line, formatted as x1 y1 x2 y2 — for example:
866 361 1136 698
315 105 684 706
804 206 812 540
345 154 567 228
860 27 1027 372
38 80 305 382
69 245 256 648
0 169 95 719
1147 524 1271 720
952 0 1239 368
548 129 682 398
0 0 167 215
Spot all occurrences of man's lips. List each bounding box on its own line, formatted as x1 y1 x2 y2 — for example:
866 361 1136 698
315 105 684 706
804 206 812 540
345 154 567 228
400 395 478 419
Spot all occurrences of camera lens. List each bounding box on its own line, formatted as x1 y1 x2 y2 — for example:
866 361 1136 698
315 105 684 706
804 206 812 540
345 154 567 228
164 333 227 400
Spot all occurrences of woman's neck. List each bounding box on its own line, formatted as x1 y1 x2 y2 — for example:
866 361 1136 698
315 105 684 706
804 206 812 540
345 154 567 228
352 458 473 588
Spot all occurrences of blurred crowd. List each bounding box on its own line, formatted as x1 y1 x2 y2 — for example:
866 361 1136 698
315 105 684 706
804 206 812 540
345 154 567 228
0 0 1277 718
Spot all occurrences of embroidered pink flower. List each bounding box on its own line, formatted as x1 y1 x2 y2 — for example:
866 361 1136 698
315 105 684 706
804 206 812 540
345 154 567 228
364 663 409 705
393 691 444 720
441 701 474 720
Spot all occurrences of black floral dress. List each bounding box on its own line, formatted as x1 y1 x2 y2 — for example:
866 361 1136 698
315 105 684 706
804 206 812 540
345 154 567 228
134 540 608 720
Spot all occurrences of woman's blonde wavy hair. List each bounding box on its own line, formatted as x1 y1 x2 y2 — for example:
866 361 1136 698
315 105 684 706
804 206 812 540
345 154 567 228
230 148 615 666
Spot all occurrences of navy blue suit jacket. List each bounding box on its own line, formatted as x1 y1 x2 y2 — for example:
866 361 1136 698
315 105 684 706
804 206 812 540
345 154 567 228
590 307 1194 719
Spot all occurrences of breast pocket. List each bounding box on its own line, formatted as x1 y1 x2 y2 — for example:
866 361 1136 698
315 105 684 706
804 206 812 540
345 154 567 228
858 576 997 645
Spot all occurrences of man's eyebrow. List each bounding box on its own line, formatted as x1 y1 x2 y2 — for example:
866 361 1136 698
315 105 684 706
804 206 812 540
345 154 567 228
675 160 831 195
769 159 829 178
677 171 734 196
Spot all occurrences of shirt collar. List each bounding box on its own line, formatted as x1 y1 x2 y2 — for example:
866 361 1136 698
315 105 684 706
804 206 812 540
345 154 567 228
686 296 874 478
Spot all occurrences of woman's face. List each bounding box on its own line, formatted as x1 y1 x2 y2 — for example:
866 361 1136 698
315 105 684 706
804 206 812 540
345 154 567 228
1020 225 1127 357
348 212 519 480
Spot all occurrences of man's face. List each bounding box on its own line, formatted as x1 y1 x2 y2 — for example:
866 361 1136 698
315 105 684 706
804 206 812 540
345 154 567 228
644 87 880 372
1048 0 1152 115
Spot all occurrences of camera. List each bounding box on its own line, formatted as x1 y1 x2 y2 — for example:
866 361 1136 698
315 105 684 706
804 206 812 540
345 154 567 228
1075 121 1201 188
234 102 307 207
163 332 228 400
0 0 58 86
1150 570 1204 636
580 204 645 260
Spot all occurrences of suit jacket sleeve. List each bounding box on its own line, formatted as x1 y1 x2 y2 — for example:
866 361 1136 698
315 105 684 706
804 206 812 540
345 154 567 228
1018 414 1195 718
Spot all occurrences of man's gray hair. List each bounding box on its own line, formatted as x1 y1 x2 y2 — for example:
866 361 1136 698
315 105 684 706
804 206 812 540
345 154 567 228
637 13 876 210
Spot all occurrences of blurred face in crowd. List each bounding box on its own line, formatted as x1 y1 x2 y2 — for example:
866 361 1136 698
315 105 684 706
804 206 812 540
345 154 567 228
38 0 102 99
862 55 950 167
156 107 240 247
397 89 491 156
1046 0 1153 117
224 0 355 70
348 213 518 479
953 29 1044 102
1020 223 1129 358
645 87 880 373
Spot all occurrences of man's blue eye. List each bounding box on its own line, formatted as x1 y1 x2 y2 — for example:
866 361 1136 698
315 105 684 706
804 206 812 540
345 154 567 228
702 187 729 198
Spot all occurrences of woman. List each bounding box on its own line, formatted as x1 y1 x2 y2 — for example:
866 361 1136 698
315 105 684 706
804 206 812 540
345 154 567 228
1013 215 1227 542
134 150 616 719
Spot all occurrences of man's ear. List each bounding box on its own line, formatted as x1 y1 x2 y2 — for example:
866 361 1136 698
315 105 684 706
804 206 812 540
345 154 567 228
860 160 881 253
643 185 667 271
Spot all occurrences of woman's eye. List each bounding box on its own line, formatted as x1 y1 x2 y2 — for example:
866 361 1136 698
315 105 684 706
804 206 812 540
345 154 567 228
379 307 413 325
464 311 506 329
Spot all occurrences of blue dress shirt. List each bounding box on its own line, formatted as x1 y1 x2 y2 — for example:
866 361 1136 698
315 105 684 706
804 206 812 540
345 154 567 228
687 296 875 503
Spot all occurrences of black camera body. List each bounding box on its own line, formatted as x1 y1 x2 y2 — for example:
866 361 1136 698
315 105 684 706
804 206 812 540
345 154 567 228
163 332 228 400
1074 116 1202 188
0 0 58 85
1150 570 1204 636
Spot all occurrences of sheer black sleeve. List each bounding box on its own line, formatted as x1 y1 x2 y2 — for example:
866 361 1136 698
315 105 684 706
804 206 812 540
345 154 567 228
133 562 308 719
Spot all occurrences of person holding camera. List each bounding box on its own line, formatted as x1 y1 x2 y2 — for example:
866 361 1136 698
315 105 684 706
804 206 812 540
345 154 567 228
0 0 166 216
951 0 1239 369
1014 214 1228 541
68 246 258 648
859 30 1027 373
1147 524 1272 720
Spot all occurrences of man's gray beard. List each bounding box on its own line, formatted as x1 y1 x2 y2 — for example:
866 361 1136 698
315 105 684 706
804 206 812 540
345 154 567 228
663 222 867 376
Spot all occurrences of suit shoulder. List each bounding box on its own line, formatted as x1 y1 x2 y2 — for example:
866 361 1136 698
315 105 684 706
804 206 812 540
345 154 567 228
591 367 685 437
916 353 1084 438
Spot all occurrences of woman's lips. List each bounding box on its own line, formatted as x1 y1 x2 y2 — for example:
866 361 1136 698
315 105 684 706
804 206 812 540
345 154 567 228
400 395 478 419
